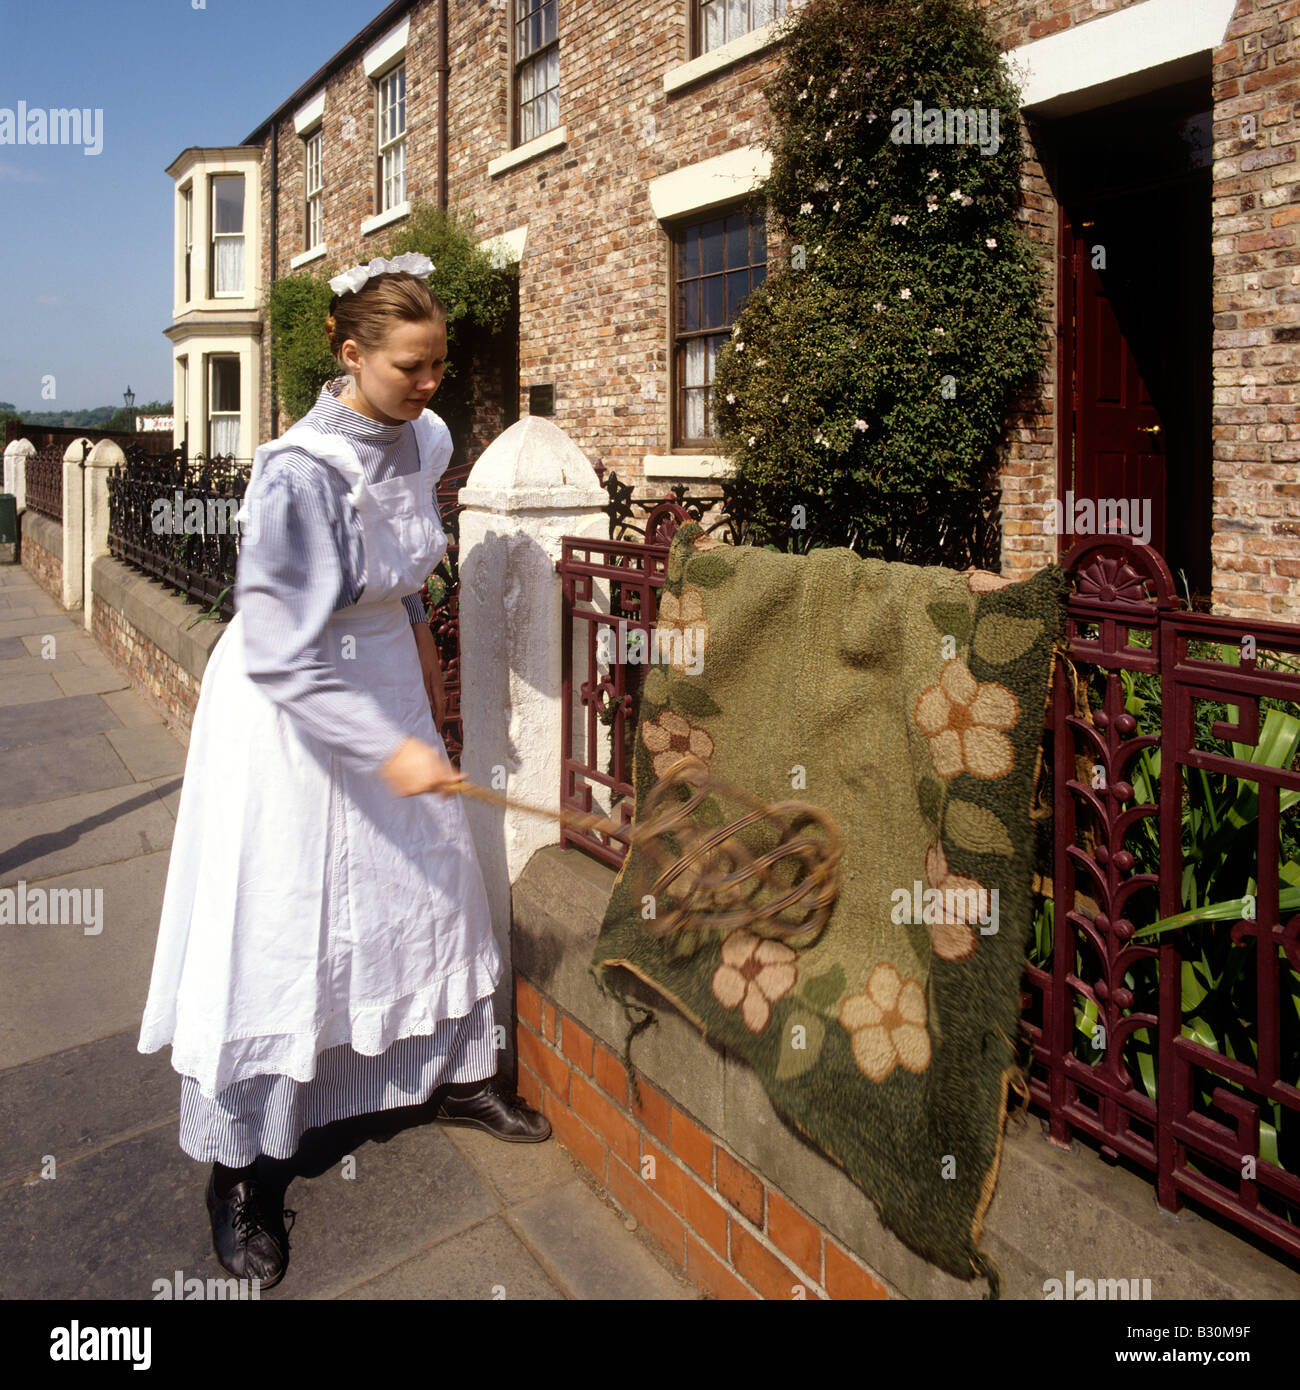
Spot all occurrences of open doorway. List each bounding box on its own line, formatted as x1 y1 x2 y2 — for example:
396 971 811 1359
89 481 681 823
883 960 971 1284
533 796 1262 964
1047 76 1213 600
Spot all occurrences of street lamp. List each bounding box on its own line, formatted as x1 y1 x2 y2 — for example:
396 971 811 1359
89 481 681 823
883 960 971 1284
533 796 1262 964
123 385 135 431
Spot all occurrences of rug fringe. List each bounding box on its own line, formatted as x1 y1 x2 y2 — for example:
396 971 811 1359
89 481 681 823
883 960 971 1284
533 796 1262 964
971 1247 1002 1300
589 963 658 1110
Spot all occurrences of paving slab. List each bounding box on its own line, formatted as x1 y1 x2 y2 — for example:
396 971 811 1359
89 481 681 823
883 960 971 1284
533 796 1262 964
19 631 98 659
337 1214 566 1300
258 1119 503 1300
0 780 178 881
51 664 132 697
0 637 30 660
103 725 188 780
147 775 185 822
0 671 63 708
505 1176 703 1300
70 647 121 672
100 688 166 729
0 692 125 752
0 733 133 809
442 1117 591 1207
0 614 83 640
0 1029 180 1188
15 594 63 614
0 1122 208 1300
0 651 89 679
0 850 171 1068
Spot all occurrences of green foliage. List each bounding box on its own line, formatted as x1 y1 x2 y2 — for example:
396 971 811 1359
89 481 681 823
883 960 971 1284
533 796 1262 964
712 0 1049 562
2 401 171 431
385 201 516 341
267 199 518 434
267 270 338 423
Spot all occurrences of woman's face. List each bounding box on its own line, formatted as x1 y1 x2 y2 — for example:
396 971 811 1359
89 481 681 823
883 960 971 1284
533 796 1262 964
342 318 447 425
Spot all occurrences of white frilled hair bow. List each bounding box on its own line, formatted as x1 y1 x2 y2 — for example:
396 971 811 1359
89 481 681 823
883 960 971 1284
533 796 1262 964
328 251 434 297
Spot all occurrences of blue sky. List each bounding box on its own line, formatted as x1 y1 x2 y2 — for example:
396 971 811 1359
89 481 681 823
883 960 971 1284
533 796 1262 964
0 0 390 413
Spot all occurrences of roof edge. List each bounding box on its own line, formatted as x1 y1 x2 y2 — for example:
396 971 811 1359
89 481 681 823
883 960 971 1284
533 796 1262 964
239 0 419 146
166 145 263 178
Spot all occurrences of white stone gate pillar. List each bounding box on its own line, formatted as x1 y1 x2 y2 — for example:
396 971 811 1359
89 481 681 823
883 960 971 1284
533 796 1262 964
455 416 610 1053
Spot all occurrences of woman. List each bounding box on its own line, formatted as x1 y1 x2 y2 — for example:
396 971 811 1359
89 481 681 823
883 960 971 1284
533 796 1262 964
138 253 548 1290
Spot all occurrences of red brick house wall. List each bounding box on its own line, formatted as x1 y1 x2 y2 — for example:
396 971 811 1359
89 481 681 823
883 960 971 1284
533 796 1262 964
980 0 1299 615
247 0 1296 615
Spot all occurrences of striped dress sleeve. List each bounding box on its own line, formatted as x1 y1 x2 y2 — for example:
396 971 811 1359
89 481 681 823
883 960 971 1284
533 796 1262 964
402 591 427 626
234 457 410 776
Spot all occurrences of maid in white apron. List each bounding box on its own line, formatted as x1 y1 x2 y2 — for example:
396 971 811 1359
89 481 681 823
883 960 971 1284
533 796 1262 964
138 254 548 1289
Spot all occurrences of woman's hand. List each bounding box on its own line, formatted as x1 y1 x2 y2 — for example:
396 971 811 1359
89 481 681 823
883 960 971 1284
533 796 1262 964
379 737 466 797
411 619 447 732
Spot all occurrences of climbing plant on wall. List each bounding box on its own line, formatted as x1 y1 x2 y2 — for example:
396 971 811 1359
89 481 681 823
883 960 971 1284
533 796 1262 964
712 0 1050 566
268 200 517 447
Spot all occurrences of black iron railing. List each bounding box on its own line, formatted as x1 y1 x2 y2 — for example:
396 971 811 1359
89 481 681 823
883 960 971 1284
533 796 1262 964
25 444 71 521
106 442 250 620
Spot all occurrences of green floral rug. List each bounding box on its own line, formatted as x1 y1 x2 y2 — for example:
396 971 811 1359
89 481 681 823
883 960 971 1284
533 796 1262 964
591 521 1067 1295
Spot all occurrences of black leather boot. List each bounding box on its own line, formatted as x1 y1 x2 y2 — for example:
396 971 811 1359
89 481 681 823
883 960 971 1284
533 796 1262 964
205 1171 289 1289
432 1079 551 1142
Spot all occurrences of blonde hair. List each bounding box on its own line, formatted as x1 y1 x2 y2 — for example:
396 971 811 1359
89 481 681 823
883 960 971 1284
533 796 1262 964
324 271 447 364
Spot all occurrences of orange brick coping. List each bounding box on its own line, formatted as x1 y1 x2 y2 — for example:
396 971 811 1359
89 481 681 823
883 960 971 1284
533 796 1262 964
515 971 889 1302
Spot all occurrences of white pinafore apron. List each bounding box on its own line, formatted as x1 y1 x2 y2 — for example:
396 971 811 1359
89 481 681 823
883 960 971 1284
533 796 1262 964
138 411 501 1099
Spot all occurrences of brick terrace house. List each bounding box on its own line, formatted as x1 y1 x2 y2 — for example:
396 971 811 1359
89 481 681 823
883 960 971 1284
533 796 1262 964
162 0 1299 617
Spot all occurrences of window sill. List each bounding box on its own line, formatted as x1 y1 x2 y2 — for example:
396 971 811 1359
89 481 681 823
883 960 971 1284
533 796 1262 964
644 453 733 480
663 16 792 95
289 244 327 269
488 125 568 177
361 201 410 236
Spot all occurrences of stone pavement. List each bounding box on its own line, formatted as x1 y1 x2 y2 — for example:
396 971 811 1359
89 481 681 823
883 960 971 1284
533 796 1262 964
0 562 699 1301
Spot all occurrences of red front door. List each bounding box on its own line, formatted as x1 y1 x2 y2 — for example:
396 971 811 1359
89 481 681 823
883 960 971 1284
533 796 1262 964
1063 210 1167 557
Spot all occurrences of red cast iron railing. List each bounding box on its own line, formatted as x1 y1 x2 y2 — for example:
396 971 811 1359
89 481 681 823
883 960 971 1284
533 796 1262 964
1022 534 1300 1263
559 520 1300 1263
556 496 701 866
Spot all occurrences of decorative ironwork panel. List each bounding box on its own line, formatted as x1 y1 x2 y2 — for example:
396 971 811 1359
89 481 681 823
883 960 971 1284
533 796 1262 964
25 444 71 520
556 535 674 868
1022 533 1300 1263
106 442 250 620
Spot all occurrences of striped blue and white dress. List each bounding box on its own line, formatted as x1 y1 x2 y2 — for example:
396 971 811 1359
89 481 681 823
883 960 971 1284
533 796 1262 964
176 376 496 1165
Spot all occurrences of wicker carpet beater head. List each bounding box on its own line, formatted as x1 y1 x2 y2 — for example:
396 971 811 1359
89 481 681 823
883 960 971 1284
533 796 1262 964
447 754 842 948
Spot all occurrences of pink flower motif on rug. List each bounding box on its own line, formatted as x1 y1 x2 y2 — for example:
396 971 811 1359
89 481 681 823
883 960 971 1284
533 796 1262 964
711 928 798 1034
839 963 932 1081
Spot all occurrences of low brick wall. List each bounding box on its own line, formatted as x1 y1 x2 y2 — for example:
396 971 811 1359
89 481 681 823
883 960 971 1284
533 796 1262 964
511 842 1300 1302
89 553 226 735
19 510 62 603
514 969 886 1300
92 592 204 731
